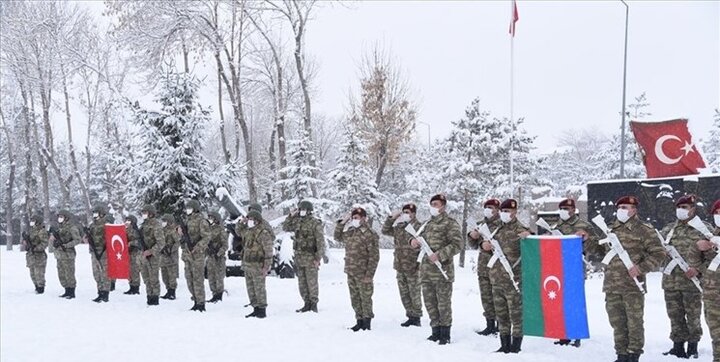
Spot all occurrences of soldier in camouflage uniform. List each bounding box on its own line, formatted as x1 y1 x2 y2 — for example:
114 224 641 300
601 196 666 362
660 195 706 359
86 204 111 303
240 210 275 318
467 198 502 336
23 214 48 294
282 200 325 313
139 205 165 306
180 200 210 312
335 207 380 332
481 198 530 353
410 194 463 345
381 203 423 327
697 199 720 362
50 210 81 299
206 211 228 303
160 214 180 300
123 215 142 295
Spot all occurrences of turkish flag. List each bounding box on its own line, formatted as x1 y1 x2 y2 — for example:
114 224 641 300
105 224 130 279
630 119 706 178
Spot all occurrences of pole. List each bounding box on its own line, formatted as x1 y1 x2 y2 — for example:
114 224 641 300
619 0 629 178
509 20 515 198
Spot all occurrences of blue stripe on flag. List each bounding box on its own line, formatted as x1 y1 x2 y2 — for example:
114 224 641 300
561 236 590 339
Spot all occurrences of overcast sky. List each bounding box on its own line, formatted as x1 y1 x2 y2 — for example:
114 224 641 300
305 1 719 151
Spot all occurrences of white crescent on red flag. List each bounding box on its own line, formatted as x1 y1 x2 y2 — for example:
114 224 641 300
630 119 706 178
105 224 130 279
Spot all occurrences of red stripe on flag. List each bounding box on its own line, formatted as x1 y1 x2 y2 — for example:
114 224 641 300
540 239 567 338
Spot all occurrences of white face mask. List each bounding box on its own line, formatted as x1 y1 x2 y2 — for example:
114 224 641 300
429 207 440 217
124 221 131 227
247 220 256 229
142 213 149 220
161 222 168 228
93 212 99 219
299 210 307 217
350 219 361 228
397 213 411 223
500 212 512 223
714 215 720 228
616 209 631 223
185 209 193 215
558 209 571 221
675 208 690 221
483 208 494 219
57 217 65 224
29 221 36 227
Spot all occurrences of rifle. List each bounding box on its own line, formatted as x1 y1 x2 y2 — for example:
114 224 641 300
404 223 449 280
83 226 104 263
178 221 195 253
687 216 720 272
535 218 563 236
591 215 645 293
477 223 520 292
655 228 702 293
22 231 31 252
132 223 151 259
49 226 65 249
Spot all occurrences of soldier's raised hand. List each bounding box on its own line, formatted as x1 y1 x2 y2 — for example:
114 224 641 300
469 230 481 240
410 238 420 249
685 267 699 279
575 230 588 241
481 240 493 252
696 239 713 251
518 231 531 239
628 265 641 278
391 209 401 219
340 212 351 224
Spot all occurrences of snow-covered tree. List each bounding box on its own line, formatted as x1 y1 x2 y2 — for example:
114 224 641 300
702 108 720 173
275 129 324 211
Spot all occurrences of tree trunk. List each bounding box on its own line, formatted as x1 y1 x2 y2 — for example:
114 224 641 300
29 91 51 221
20 86 36 225
0 103 16 250
292 30 318 197
460 195 469 268
374 145 388 187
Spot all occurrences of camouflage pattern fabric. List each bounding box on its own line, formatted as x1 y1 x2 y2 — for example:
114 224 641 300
397 272 423 319
422 280 453 327
467 216 501 319
89 218 110 292
492 284 523 337
348 276 375 319
417 212 463 283
555 214 601 257
140 217 166 297
240 222 274 307
181 212 210 302
335 221 379 320
53 222 81 288
206 222 227 295
25 225 48 288
700 226 720 362
126 225 142 287
605 292 645 355
284 214 325 305
295 266 320 305
245 265 268 308
381 215 423 318
161 223 180 290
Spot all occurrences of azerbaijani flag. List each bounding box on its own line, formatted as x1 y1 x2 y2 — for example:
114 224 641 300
521 235 589 339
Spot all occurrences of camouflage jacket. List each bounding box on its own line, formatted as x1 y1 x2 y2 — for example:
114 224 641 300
88 218 107 256
334 221 379 279
488 217 529 288
206 223 228 259
660 220 708 291
53 222 81 260
161 223 180 264
602 215 665 294
141 217 166 256
241 224 274 268
283 214 325 267
183 213 210 258
418 212 463 283
27 225 49 253
126 224 142 253
381 215 422 274
699 226 720 291
555 215 601 257
467 216 501 276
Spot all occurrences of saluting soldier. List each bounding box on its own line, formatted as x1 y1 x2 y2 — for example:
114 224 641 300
23 214 48 294
180 199 210 312
139 205 165 306
123 215 142 295
87 204 111 303
381 203 423 327
283 200 325 313
159 214 180 300
335 207 380 332
240 210 275 318
206 211 228 303
50 210 81 299
410 194 463 345
481 198 530 353
601 196 665 362
697 199 720 362
467 198 502 336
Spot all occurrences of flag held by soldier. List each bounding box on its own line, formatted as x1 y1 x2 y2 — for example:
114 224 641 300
105 224 130 279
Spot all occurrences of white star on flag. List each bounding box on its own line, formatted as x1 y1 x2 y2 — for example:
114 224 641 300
117 252 122 260
548 290 557 300
680 141 695 155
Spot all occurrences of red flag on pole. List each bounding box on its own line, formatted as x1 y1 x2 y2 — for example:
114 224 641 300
630 119 706 178
105 224 130 279
509 0 519 37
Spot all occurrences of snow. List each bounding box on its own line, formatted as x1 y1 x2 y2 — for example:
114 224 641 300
1 249 715 362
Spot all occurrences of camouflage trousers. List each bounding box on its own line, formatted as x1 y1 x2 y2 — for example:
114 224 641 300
128 251 142 287
478 273 495 319
605 292 645 355
664 289 703 343
161 263 179 290
422 279 453 327
492 285 522 337
55 256 76 288
397 271 422 318
348 276 374 319
26 252 47 288
140 255 161 297
206 256 226 295
244 265 267 308
296 264 320 305
91 254 110 292
703 289 720 362
183 255 206 303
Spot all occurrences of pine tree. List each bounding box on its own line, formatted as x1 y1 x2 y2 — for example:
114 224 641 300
702 109 720 173
275 129 324 211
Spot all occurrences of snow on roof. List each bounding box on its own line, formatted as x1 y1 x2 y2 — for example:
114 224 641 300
587 173 719 185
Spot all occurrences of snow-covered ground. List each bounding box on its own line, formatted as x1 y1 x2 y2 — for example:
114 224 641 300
1 248 714 362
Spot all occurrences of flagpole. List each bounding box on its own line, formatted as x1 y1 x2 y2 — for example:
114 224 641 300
509 0 516 199
619 0 629 178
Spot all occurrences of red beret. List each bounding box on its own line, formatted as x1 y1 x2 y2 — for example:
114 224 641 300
711 200 720 214
559 198 576 208
500 198 518 210
484 198 501 208
351 207 367 217
616 195 639 206
430 194 447 205
675 194 697 207
401 203 417 213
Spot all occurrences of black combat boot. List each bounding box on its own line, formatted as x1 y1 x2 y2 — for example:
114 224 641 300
36 286 44 294
147 295 153 306
256 307 267 319
245 307 259 318
65 287 75 299
124 285 140 295
92 291 103 303
686 342 698 359
509 336 523 353
439 326 451 345
614 355 628 362
160 289 176 300
554 339 571 346
350 319 364 332
190 303 198 311
495 334 511 353
196 303 206 312
310 303 318 313
571 339 581 347
363 318 372 330
663 342 687 358
110 280 115 291
626 353 640 362
427 326 440 341
160 289 171 299
401 317 421 327
206 293 220 303
101 291 109 302
59 288 70 298
296 303 311 313
476 318 497 336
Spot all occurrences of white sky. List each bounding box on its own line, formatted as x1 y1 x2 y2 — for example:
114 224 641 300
306 1 720 150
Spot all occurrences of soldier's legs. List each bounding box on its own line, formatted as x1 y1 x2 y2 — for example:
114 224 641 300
92 256 110 291
422 281 440 327
140 257 150 295
360 280 374 319
129 252 141 287
191 258 205 302
436 280 453 326
149 257 161 296
246 267 267 308
665 289 689 342
605 293 629 355
478 273 495 319
296 266 309 303
399 272 422 318
183 259 195 299
493 286 511 335
57 258 76 288
209 257 226 295
507 289 523 337
703 290 720 362
682 290 703 343
397 272 413 317
306 265 319 305
624 293 645 354
348 276 363 319
245 269 257 305
36 254 47 288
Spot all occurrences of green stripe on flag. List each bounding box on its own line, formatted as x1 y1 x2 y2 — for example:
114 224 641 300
522 237 544 337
